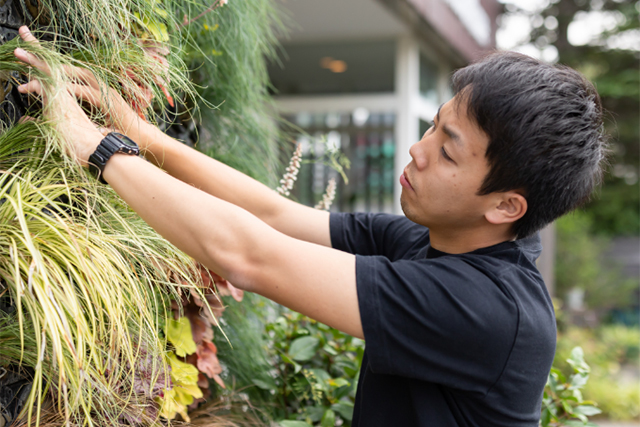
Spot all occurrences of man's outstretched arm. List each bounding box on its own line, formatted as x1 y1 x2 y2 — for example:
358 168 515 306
103 151 363 338
15 25 331 247
14 27 362 336
136 125 333 247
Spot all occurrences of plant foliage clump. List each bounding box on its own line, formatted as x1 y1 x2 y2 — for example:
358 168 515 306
0 0 286 425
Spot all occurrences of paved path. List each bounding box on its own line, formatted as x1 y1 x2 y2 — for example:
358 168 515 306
595 422 639 427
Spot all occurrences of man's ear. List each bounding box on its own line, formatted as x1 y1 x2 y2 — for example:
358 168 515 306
485 192 527 225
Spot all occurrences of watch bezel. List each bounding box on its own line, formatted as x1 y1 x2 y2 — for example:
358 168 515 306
88 132 140 184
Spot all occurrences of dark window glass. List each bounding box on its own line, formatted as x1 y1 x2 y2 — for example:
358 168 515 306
282 111 396 213
419 54 439 104
269 40 396 95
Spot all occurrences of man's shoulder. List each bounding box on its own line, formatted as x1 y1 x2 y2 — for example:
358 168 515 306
330 212 431 259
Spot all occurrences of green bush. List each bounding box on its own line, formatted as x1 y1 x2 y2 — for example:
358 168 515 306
542 347 602 426
554 325 640 421
259 310 364 427
555 211 637 313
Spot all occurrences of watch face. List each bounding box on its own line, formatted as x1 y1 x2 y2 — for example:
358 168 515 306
112 132 138 149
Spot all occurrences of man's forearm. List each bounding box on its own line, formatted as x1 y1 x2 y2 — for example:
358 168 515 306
102 153 363 338
136 124 332 247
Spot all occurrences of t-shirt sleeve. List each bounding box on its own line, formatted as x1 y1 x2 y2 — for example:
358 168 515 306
356 254 519 393
330 212 430 260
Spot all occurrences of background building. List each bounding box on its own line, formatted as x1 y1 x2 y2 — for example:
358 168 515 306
270 0 501 214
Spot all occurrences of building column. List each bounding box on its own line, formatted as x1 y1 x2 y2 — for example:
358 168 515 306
539 223 556 295
394 35 420 215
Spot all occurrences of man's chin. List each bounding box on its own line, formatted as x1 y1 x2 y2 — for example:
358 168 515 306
400 195 414 220
400 196 430 228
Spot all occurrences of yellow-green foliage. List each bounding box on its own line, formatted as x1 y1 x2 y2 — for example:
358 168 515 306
160 352 202 422
0 36 206 426
0 0 286 425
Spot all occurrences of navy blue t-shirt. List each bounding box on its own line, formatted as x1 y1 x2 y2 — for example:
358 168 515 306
330 213 556 427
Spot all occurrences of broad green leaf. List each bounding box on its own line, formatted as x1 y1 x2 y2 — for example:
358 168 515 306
344 366 358 377
289 336 320 361
573 405 602 416
321 409 336 427
279 421 313 427
252 378 276 391
323 343 338 356
567 347 590 374
306 406 325 422
166 317 197 357
334 384 352 399
308 368 331 383
540 408 551 427
281 353 295 365
569 373 588 390
328 377 350 388
332 402 354 421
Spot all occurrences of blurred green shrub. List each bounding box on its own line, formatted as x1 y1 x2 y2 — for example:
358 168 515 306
542 347 601 426
258 311 364 427
554 325 640 421
555 211 637 313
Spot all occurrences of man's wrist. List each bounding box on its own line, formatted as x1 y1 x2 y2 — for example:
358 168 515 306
81 132 104 166
135 122 162 155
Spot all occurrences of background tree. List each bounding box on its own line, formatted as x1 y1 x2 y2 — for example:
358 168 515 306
500 0 639 236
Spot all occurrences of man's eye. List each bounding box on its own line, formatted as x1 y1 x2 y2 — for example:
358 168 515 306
441 147 453 162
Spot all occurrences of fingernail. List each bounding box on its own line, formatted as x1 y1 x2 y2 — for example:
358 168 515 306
15 48 25 55
17 84 26 93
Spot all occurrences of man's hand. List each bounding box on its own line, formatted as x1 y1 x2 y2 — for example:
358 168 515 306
14 27 104 165
13 27 153 158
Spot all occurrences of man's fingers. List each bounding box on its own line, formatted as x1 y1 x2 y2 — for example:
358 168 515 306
62 65 101 90
14 27 51 75
17 80 44 96
14 47 49 73
68 83 103 108
18 26 39 44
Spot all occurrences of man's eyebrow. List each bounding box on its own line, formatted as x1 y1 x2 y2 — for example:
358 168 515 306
442 124 462 147
434 104 444 124
435 103 463 148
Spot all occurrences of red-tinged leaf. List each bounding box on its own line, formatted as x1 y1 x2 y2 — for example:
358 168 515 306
218 281 244 302
185 305 213 344
213 374 225 389
199 267 243 299
189 288 205 308
197 373 209 389
160 85 175 108
204 294 226 319
196 341 222 379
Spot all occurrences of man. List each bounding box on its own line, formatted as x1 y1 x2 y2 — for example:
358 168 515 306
14 26 606 426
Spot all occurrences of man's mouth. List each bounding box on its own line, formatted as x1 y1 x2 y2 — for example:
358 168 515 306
400 170 414 191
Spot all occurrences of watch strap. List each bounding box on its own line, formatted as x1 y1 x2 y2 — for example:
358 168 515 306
88 133 139 184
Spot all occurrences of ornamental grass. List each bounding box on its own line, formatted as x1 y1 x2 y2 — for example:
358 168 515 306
0 0 284 426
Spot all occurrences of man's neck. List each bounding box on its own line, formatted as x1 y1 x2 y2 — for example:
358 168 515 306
428 225 517 255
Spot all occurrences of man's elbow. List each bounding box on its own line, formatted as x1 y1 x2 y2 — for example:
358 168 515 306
204 244 265 294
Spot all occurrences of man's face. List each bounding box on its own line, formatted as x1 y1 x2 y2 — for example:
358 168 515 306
400 96 495 232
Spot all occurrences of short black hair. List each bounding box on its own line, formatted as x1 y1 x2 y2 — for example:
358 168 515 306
452 51 607 238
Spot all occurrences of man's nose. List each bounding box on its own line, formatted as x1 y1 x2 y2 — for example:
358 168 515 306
409 138 429 170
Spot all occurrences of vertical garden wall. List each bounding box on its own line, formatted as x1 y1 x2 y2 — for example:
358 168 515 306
0 1 284 426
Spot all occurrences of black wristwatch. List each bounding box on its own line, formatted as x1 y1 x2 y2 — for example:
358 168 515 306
88 132 140 184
